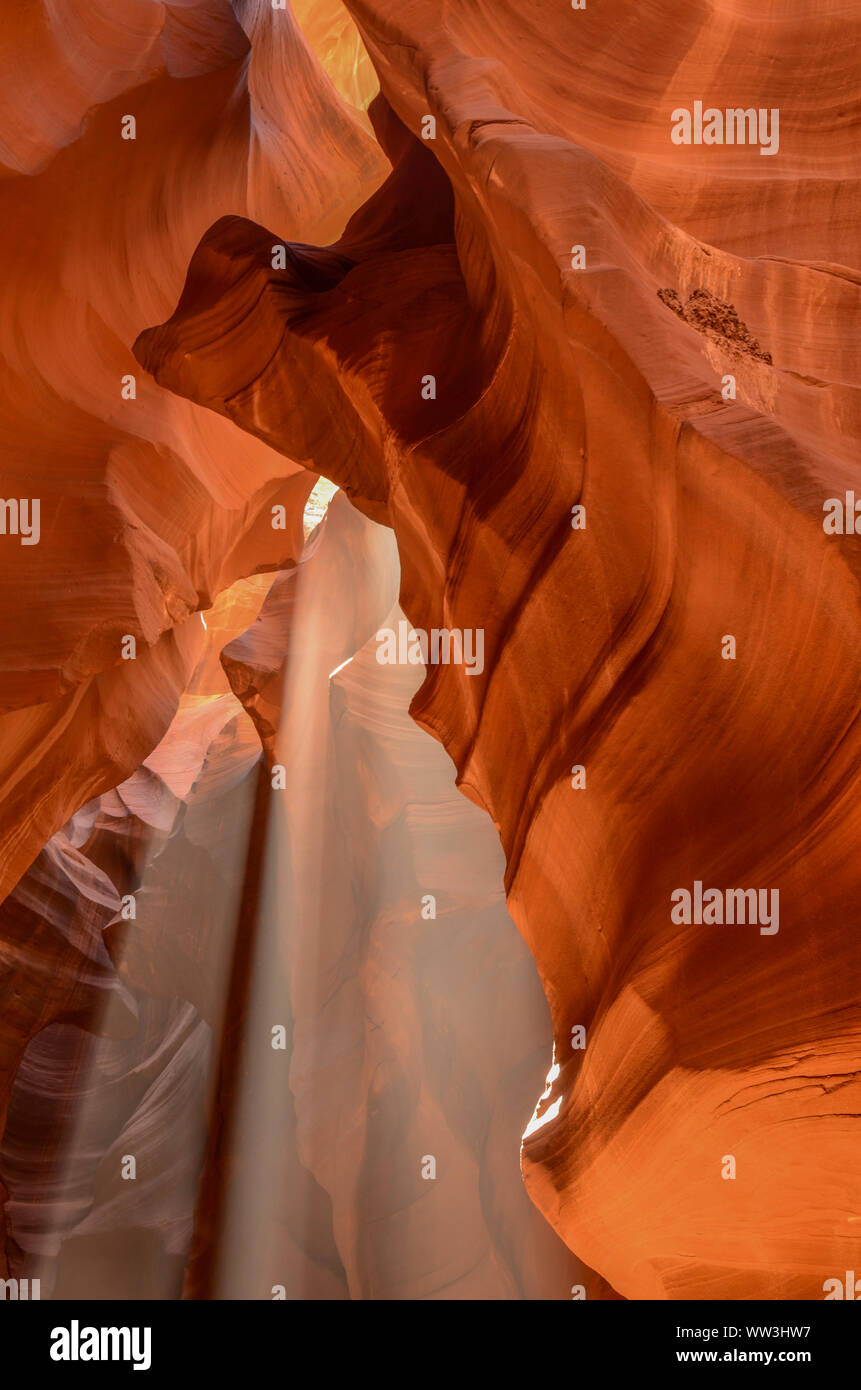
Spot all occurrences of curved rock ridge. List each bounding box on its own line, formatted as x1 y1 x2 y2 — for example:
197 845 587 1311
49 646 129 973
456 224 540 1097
133 5 861 1298
348 0 859 264
0 0 389 903
0 0 248 175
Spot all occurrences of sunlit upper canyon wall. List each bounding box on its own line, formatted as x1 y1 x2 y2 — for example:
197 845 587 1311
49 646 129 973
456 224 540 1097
0 0 387 903
1 0 860 1302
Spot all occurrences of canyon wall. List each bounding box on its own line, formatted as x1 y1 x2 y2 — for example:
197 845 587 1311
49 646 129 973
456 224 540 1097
136 0 861 1299
1 0 859 1300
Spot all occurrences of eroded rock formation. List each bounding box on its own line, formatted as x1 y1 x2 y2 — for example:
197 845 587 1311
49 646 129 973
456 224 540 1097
1 0 859 1302
0 0 387 902
134 0 861 1300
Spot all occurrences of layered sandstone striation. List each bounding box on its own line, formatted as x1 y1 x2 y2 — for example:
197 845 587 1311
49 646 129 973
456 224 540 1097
0 0 388 902
133 0 861 1299
1 0 858 1301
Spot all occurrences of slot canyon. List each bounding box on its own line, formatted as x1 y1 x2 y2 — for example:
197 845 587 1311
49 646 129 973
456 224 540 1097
0 0 859 1304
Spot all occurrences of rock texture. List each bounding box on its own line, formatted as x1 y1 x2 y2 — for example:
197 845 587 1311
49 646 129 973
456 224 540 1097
1 0 859 1302
134 0 861 1300
0 0 387 902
